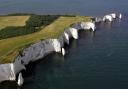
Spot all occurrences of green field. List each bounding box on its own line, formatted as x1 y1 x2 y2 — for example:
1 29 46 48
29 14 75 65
0 15 91 64
0 16 30 30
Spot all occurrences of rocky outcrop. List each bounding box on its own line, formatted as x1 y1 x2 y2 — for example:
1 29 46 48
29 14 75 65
72 22 96 31
17 73 24 86
119 13 122 19
103 15 113 22
94 13 122 23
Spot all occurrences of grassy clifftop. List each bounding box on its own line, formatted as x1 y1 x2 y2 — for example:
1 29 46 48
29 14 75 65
0 15 91 64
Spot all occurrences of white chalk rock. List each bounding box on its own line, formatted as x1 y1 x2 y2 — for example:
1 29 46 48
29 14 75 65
72 22 96 31
61 48 65 56
103 15 113 22
15 39 62 65
10 63 16 80
65 28 78 40
17 73 24 86
80 22 96 31
72 23 82 30
51 39 61 53
119 13 122 19
69 28 78 39
14 58 26 74
0 63 16 82
63 32 70 45
110 13 116 19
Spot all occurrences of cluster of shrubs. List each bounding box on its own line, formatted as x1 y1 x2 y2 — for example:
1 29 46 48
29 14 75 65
0 15 59 40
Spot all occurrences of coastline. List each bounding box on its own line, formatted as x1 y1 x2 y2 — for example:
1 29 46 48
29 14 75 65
0 12 122 86
0 15 93 84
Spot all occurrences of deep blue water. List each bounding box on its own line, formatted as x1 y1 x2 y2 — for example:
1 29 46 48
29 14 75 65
0 0 128 16
0 0 128 89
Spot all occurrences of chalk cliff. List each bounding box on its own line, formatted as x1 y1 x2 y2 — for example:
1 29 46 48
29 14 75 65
72 22 96 31
0 26 80 83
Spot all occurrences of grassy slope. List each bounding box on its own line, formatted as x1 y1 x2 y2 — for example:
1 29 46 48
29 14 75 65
0 16 91 64
0 16 30 30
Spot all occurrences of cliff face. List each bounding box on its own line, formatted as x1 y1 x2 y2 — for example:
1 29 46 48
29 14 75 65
0 27 79 82
72 22 96 31
0 63 15 82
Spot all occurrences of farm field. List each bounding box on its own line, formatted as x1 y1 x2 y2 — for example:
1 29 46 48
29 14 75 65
0 16 30 30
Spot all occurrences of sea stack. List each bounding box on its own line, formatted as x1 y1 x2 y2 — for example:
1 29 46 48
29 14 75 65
110 13 116 19
61 48 65 56
103 15 113 22
119 13 122 19
17 73 24 87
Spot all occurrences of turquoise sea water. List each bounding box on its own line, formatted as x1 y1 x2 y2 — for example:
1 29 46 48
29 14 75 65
0 0 128 89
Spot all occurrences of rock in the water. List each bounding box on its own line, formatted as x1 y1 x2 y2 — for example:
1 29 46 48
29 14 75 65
17 73 24 87
72 22 96 31
119 13 122 19
103 15 113 22
61 48 65 56
110 13 116 19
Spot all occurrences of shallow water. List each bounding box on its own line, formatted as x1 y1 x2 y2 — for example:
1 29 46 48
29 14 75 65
0 0 128 89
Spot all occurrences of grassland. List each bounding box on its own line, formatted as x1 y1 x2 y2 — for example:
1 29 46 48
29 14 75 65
0 15 91 64
0 16 30 30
